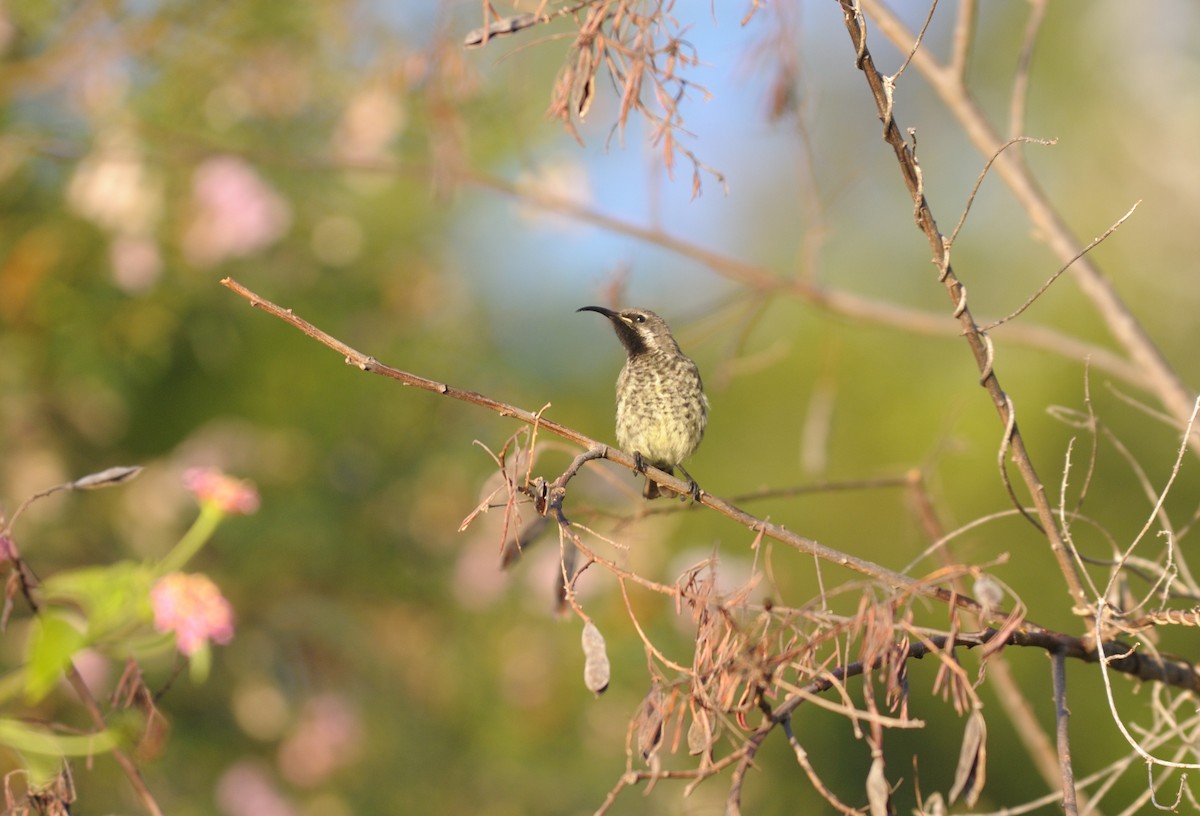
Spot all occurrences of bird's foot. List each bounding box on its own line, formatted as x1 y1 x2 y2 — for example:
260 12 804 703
676 465 702 503
633 451 648 475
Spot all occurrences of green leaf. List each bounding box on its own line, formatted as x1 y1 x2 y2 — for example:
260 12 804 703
41 561 153 639
24 615 86 703
0 718 117 756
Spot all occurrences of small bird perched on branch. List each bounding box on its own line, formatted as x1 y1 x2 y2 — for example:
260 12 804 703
578 306 708 500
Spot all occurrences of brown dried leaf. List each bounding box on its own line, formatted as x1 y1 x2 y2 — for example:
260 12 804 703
949 709 987 806
576 74 595 120
458 483 504 532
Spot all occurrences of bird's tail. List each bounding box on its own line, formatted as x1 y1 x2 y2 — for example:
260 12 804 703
643 467 672 500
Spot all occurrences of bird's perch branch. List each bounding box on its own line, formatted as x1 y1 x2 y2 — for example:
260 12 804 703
220 278 971 607
219 277 1200 693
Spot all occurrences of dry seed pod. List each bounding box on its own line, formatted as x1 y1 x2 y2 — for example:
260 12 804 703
949 709 987 806
866 755 890 816
581 621 610 694
72 466 143 490
687 709 713 756
635 686 666 760
972 574 1005 619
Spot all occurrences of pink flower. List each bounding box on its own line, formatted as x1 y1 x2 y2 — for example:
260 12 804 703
151 573 235 656
183 467 260 515
182 155 291 267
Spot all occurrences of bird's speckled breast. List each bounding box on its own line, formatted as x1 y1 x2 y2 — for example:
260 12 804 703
614 351 708 469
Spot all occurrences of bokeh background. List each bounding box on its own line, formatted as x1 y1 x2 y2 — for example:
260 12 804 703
3 1 1200 813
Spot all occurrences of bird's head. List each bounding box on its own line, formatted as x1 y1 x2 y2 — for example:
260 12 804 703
577 306 680 357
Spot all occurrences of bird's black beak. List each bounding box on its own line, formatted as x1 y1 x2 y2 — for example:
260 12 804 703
577 305 619 320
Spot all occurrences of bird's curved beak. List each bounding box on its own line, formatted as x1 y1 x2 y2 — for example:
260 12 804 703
577 305 620 320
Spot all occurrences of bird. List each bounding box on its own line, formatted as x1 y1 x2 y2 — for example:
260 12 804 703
578 306 708 500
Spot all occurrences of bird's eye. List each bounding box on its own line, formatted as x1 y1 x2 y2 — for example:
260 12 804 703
634 314 647 323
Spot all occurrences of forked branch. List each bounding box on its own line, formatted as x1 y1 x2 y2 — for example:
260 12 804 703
835 0 1090 612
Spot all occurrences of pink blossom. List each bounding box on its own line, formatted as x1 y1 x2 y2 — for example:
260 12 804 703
183 467 260 515
182 155 291 267
151 572 235 656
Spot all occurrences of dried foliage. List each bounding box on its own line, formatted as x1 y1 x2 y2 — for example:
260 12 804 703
469 0 727 196
3 765 75 816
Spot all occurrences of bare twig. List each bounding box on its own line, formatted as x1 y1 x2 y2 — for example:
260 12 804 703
834 0 1090 612
781 716 860 814
1051 651 1079 815
982 201 1141 331
462 1 591 48
949 0 976 83
887 0 937 86
947 136 1057 248
1009 0 1048 141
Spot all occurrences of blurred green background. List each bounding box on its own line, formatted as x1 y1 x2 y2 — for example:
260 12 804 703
3 1 1200 813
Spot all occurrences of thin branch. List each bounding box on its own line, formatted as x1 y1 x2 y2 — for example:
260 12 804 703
1008 0 1048 141
834 0 1090 612
781 716 860 815
62 665 165 816
988 656 1067 800
719 475 912 505
1051 651 1079 816
949 0 976 83
887 0 938 85
947 136 1057 248
982 201 1142 331
466 168 1150 388
1113 397 1200 582
906 463 1084 805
